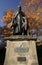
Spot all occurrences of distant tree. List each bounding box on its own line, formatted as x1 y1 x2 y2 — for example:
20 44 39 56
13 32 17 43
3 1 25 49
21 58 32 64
2 9 14 23
2 9 14 36
0 27 3 35
20 0 42 44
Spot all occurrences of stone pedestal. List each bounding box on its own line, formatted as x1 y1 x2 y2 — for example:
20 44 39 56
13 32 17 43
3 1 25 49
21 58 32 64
4 36 39 65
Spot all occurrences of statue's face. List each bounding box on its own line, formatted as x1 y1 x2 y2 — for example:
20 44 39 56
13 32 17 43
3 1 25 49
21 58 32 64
18 6 21 12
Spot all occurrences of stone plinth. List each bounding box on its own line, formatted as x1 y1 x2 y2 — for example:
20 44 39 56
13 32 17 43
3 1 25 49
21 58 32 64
4 36 39 65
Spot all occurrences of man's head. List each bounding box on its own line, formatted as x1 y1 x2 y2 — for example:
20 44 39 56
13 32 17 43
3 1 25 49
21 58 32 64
18 5 22 12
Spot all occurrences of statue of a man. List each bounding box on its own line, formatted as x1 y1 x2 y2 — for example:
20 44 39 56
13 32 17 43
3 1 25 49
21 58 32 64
11 6 29 35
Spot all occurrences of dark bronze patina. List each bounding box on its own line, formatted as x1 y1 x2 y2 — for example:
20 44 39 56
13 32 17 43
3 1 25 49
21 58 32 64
11 6 29 35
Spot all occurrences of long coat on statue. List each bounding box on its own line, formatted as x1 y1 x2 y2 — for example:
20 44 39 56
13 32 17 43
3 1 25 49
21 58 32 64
11 11 29 35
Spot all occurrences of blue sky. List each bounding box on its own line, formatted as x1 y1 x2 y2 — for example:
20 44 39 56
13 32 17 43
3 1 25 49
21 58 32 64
0 0 42 27
0 0 20 26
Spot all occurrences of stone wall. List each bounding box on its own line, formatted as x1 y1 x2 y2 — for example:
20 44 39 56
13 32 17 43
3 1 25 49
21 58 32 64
4 37 38 65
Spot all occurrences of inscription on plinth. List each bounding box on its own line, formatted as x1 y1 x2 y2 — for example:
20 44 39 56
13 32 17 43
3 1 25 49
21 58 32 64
4 36 38 65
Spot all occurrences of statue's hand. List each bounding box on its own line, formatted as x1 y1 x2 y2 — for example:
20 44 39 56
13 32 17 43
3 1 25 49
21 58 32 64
22 22 26 28
10 27 14 31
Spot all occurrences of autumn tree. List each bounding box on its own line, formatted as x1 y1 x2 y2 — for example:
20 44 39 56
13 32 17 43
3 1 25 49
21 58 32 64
19 0 42 45
2 9 14 36
20 0 42 35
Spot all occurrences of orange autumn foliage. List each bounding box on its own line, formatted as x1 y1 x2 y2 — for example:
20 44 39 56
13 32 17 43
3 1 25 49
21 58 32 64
2 9 14 23
20 0 42 28
2 9 14 35
2 0 42 39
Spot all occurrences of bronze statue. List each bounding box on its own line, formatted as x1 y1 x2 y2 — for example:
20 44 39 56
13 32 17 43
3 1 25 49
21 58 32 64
11 6 29 35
